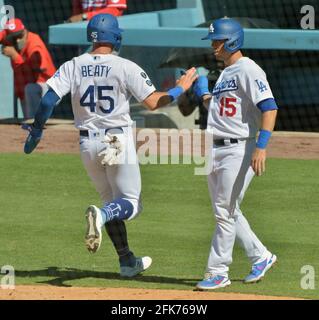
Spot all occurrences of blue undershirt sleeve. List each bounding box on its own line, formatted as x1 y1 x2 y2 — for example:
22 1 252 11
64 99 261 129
33 88 61 129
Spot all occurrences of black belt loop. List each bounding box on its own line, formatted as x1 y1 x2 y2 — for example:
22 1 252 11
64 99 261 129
213 138 239 146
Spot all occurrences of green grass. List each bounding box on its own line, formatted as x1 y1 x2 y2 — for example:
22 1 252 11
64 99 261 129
0 153 319 299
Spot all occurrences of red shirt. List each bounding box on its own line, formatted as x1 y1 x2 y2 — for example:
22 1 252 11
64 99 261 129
11 32 56 100
72 0 127 19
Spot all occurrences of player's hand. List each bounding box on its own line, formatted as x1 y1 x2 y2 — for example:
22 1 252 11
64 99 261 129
176 67 198 92
1 45 19 59
67 14 83 23
251 148 266 176
22 124 43 154
194 75 211 98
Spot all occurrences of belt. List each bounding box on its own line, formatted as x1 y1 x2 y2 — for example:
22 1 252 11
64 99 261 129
80 128 123 137
213 138 238 146
80 130 98 137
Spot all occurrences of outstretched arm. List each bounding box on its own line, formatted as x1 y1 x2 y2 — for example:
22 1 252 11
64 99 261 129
23 88 60 154
143 67 198 111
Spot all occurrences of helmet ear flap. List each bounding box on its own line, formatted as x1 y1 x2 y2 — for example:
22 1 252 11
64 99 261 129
224 30 244 53
224 39 238 52
114 34 122 52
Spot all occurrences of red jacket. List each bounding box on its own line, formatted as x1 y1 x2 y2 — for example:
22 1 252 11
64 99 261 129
11 32 56 100
72 0 127 19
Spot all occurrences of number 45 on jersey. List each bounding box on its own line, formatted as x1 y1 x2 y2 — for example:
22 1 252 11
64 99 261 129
80 85 114 113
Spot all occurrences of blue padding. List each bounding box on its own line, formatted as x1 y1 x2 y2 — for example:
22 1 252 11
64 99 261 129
49 22 319 50
257 98 278 112
33 88 60 129
159 8 204 27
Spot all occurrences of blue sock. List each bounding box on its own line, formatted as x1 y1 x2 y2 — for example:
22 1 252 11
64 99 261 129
101 198 134 223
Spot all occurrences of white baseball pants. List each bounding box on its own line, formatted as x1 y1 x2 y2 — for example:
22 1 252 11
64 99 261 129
206 138 270 277
79 126 142 220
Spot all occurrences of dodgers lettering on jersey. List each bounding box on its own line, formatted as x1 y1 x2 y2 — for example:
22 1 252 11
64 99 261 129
207 57 274 139
213 78 238 98
47 53 156 130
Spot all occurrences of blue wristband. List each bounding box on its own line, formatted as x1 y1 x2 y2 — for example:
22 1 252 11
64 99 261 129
256 129 272 149
167 86 184 101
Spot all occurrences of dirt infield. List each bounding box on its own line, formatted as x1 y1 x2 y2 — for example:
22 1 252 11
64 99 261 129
1 123 319 159
1 123 317 300
0 285 302 300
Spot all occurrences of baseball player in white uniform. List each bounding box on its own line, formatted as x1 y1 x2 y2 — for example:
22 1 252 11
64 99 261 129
23 13 197 277
194 18 278 289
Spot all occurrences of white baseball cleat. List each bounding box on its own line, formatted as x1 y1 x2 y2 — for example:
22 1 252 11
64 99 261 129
85 205 103 253
120 256 152 277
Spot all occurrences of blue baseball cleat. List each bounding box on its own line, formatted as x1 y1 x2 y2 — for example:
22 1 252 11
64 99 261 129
244 254 277 283
196 274 231 290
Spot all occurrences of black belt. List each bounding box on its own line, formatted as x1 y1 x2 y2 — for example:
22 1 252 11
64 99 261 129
213 138 238 146
80 128 123 137
80 130 94 137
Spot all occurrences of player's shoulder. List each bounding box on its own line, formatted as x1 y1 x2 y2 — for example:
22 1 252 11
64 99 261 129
238 57 265 75
73 53 137 67
113 55 141 69
72 53 91 64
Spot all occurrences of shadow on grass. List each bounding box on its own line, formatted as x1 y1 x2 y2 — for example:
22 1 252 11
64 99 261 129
15 267 198 288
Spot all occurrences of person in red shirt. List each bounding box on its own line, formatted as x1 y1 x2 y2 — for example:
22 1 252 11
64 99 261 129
0 18 56 120
68 0 127 22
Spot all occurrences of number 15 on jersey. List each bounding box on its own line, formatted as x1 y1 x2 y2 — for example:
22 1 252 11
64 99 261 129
219 97 237 117
80 85 115 114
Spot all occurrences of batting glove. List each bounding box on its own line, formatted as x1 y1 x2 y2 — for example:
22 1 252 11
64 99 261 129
22 123 43 154
98 133 124 166
193 75 211 99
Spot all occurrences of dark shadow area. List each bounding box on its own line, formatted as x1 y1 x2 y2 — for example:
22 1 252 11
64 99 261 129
15 267 198 288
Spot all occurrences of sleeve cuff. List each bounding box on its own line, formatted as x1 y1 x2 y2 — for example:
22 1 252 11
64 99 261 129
46 82 63 99
256 98 278 112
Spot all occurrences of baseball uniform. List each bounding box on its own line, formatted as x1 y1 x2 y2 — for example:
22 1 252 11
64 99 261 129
47 53 155 218
205 57 274 277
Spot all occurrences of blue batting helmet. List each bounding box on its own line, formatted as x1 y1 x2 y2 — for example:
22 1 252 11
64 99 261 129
202 18 244 53
87 13 123 51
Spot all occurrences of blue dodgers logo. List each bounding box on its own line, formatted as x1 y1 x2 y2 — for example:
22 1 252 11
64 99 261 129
255 79 268 92
213 79 238 97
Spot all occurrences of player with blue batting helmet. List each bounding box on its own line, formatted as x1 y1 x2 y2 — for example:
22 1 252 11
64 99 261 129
87 13 123 51
202 18 244 53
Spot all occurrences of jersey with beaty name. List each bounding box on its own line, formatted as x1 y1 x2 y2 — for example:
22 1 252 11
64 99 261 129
47 53 156 130
207 57 274 139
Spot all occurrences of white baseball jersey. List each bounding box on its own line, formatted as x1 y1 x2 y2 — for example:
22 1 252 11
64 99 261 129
207 57 274 139
47 53 156 130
